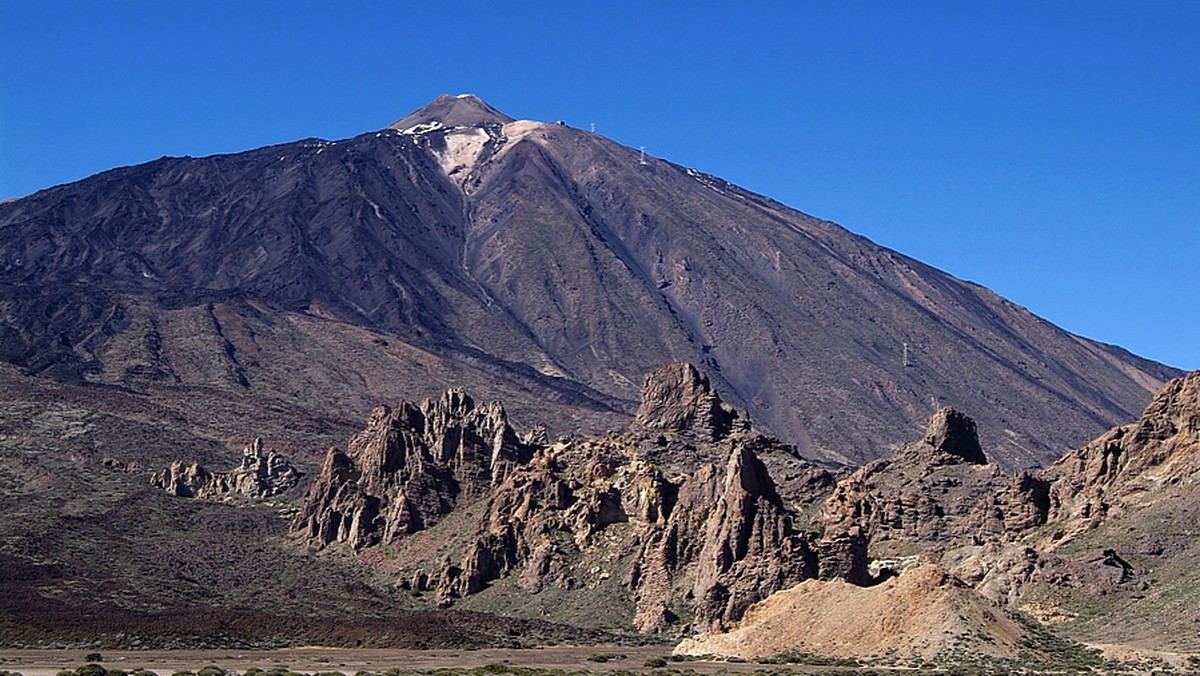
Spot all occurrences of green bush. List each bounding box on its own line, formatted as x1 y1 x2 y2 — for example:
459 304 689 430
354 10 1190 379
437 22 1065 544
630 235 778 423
77 665 107 676
642 658 668 668
196 667 226 676
85 654 103 663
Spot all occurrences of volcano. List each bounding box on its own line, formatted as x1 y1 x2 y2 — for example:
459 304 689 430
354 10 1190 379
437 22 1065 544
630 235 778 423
0 94 1179 468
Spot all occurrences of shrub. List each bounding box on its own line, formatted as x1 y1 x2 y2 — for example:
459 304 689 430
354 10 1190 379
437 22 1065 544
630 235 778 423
643 658 668 668
77 665 107 676
85 654 103 664
196 667 225 676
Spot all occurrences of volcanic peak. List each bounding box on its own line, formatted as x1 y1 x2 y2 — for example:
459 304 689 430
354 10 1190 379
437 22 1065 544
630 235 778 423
389 93 515 132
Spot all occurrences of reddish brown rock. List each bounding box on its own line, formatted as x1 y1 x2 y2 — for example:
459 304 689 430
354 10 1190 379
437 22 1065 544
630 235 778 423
1041 370 1200 542
632 362 745 441
292 389 530 549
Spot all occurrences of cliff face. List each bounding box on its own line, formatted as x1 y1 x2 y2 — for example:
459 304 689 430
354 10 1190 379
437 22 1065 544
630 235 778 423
817 408 1048 554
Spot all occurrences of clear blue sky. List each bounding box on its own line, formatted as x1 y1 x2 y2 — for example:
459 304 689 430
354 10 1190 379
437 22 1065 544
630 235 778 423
2 1 1197 371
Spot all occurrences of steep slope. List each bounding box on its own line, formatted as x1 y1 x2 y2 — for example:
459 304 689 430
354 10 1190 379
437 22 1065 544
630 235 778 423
0 93 1179 468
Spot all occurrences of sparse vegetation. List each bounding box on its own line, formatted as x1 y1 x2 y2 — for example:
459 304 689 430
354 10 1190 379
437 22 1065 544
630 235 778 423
757 650 860 667
584 653 626 663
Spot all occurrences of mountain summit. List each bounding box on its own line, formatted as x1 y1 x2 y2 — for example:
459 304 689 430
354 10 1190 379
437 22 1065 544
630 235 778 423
389 93 514 130
0 95 1180 468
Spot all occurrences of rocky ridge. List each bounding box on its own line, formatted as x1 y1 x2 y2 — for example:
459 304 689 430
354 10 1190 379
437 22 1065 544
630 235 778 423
695 370 1200 659
295 363 859 633
1040 370 1200 544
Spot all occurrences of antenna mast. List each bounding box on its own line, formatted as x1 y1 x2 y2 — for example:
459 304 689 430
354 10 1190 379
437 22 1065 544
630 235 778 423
639 147 648 165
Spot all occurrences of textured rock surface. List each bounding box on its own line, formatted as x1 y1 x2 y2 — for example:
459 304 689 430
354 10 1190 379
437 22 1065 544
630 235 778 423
1040 371 1200 540
631 362 744 441
292 389 530 549
295 363 855 634
152 438 302 499
818 408 1035 551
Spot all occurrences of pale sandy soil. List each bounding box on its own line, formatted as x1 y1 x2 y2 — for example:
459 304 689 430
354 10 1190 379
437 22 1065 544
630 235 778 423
0 646 786 676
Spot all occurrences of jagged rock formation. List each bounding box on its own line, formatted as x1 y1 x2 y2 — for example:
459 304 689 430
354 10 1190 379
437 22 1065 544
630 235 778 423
631 362 745 441
1040 370 1200 541
151 438 301 499
292 389 531 549
911 408 987 465
818 408 1046 553
296 363 859 633
769 371 1200 653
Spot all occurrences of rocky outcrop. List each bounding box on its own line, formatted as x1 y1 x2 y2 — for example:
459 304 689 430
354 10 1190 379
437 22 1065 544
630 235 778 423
1040 371 1200 539
817 407 1053 577
292 389 531 549
152 438 302 499
427 432 826 633
295 363 860 634
916 408 988 465
631 362 746 442
628 442 821 633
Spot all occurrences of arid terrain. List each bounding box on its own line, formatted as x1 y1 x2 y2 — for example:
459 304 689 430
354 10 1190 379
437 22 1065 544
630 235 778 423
2 95 1199 671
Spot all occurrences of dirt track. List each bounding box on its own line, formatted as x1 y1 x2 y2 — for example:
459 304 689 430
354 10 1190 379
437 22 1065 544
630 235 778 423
0 646 788 676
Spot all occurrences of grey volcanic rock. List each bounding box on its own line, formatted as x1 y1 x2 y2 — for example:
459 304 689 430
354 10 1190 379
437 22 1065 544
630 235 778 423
0 94 1181 468
152 438 302 499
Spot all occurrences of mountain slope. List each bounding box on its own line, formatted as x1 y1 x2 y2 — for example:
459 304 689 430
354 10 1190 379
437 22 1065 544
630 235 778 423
0 93 1179 468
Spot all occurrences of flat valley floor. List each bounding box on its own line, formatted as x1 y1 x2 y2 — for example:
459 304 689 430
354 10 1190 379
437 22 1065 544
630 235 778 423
0 646 783 676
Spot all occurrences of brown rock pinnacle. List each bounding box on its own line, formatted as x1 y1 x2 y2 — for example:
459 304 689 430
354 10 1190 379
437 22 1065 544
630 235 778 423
632 362 744 441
